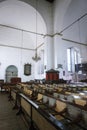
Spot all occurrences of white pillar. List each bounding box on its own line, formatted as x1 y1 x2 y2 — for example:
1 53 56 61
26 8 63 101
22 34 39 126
44 36 54 70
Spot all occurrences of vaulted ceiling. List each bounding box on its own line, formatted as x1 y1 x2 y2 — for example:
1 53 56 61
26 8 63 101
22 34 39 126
0 0 46 49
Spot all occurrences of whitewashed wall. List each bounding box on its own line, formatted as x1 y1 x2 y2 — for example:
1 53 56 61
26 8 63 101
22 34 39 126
53 0 87 80
0 27 35 81
0 0 51 82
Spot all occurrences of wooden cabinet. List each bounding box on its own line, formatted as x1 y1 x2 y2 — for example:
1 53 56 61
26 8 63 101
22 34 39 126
11 77 21 83
46 69 59 81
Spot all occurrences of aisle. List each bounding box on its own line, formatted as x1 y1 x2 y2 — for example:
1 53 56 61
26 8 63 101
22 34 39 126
0 92 28 130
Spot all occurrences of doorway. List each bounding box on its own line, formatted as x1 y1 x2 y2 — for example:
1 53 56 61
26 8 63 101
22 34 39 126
5 65 18 83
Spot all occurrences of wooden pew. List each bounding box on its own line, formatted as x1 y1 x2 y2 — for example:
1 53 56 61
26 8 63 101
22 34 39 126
19 93 67 130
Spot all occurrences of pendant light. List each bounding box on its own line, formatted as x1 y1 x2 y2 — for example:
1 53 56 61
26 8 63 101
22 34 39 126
32 0 41 62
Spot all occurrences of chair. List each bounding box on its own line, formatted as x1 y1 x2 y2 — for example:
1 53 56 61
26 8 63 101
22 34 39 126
36 93 43 102
26 89 33 96
47 98 66 116
52 100 67 121
66 104 82 123
66 95 75 103
42 95 49 104
55 100 67 113
53 92 59 98
48 97 56 108
59 94 65 99
75 99 86 106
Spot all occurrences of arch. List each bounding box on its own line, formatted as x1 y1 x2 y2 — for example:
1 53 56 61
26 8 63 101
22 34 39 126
62 0 87 43
5 65 18 82
6 65 18 72
0 0 47 48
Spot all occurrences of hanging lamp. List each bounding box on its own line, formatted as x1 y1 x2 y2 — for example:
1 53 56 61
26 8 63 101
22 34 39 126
32 48 41 61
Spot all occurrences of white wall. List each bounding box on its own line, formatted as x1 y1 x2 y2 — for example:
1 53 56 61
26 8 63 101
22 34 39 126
53 0 87 80
0 0 49 82
22 0 53 34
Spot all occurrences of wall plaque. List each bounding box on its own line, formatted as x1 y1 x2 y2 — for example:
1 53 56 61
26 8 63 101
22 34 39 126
24 63 31 76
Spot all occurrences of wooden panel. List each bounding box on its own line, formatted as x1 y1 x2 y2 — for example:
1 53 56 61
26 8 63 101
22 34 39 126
46 69 59 81
75 99 86 106
11 77 21 83
48 97 56 107
21 97 31 116
82 110 87 124
32 107 58 130
67 104 81 119
55 100 66 112
11 91 16 100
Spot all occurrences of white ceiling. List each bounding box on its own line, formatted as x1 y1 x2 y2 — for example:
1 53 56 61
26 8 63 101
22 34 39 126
0 0 46 48
0 0 46 33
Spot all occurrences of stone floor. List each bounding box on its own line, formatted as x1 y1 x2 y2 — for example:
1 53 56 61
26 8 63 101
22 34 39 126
0 92 28 130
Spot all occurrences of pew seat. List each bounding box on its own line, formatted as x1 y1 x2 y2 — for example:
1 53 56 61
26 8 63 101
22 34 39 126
65 104 82 123
55 100 66 113
75 99 86 106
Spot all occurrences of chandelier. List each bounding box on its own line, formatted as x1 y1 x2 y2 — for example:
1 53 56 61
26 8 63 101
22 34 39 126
32 0 41 62
32 49 41 62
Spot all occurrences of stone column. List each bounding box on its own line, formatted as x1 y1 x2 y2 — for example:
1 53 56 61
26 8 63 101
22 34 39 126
44 36 54 70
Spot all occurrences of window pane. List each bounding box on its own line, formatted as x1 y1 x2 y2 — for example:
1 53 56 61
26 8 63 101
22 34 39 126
74 51 77 64
67 48 71 71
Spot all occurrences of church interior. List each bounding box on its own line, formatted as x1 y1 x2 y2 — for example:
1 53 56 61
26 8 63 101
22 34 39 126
0 0 87 130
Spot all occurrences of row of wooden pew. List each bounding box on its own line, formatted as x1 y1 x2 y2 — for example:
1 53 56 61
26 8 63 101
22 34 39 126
8 82 87 130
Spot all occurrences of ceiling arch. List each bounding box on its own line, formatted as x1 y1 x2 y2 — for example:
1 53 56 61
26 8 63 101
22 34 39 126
63 0 87 44
0 0 47 48
0 0 46 34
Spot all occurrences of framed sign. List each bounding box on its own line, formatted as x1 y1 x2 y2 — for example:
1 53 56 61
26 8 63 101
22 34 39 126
24 63 31 76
